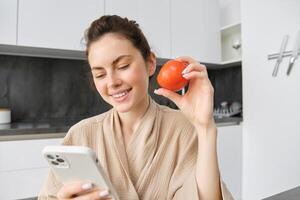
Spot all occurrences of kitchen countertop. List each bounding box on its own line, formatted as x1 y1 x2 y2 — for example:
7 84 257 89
0 117 242 141
0 120 77 141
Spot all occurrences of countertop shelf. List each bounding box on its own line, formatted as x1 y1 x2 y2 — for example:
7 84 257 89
221 58 242 65
220 22 241 32
0 117 242 141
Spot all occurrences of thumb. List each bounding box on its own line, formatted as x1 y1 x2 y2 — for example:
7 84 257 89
154 88 182 106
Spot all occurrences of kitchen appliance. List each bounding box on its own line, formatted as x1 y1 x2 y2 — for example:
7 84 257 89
0 108 11 124
0 76 10 124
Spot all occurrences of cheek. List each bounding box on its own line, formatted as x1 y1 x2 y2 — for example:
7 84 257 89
128 67 149 86
93 79 106 96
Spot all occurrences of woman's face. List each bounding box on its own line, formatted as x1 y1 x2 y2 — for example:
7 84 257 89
88 33 156 113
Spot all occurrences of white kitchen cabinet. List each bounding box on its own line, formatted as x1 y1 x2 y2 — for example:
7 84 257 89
17 0 104 51
171 0 221 63
218 0 241 27
221 23 241 63
217 124 242 200
0 168 49 200
2 0 222 61
105 0 171 58
0 137 63 199
241 0 300 199
0 0 17 45
219 0 242 64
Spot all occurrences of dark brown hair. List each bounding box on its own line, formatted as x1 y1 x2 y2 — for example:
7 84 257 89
85 15 151 61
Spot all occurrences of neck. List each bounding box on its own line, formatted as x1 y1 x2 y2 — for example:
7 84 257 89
118 95 150 135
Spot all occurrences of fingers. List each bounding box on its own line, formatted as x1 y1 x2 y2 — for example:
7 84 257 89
58 182 94 199
181 63 207 79
73 189 111 200
176 56 207 76
57 182 111 200
182 70 206 80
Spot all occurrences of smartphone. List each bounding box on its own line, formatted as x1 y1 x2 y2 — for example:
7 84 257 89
42 145 119 200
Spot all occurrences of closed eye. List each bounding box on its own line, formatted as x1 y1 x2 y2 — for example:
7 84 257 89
95 74 105 79
118 64 129 70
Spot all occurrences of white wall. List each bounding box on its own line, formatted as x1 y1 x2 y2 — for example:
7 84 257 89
218 0 240 27
241 0 300 199
217 125 242 200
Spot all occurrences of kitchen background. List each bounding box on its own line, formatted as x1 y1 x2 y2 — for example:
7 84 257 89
0 0 299 200
0 54 242 122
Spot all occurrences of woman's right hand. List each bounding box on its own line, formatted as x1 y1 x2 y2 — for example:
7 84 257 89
57 181 111 200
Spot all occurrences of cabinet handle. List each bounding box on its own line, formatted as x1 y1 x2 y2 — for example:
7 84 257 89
287 30 300 75
268 50 300 60
271 35 289 77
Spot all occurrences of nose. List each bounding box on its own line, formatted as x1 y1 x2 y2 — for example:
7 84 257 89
107 72 122 88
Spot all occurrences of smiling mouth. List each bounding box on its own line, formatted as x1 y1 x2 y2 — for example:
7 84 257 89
110 88 132 100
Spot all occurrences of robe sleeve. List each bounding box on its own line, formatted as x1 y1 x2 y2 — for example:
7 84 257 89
38 130 74 200
170 127 234 200
172 172 234 200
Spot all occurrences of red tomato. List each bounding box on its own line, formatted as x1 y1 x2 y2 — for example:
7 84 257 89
157 60 188 91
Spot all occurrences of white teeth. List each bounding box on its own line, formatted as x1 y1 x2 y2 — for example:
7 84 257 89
112 90 128 98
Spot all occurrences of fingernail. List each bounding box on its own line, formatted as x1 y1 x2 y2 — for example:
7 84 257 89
182 68 188 74
154 89 158 94
99 190 110 198
81 183 93 190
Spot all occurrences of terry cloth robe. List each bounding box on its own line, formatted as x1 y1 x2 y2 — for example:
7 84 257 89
38 97 234 200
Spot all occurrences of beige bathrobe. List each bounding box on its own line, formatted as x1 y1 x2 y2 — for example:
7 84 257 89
39 98 234 200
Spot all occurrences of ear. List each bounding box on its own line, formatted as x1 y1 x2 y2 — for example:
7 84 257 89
147 52 156 77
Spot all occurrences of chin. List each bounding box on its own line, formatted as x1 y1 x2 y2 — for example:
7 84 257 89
113 104 133 113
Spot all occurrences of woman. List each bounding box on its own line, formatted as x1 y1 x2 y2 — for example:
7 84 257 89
39 15 234 200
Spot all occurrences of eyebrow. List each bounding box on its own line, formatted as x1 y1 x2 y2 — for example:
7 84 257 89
91 55 131 70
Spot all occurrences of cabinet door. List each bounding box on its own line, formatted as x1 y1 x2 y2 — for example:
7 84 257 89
0 0 17 45
105 0 171 58
219 0 241 27
0 168 49 199
171 0 221 63
0 138 63 199
0 138 63 171
217 125 242 200
18 0 104 50
242 0 300 199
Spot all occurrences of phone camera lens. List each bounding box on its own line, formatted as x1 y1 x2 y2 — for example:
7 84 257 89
56 158 65 163
46 155 54 160
51 161 59 165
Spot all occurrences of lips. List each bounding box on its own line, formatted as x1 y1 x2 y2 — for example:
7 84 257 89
109 88 132 102
112 90 128 98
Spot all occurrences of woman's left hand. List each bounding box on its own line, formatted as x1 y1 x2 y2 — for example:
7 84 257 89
154 56 214 128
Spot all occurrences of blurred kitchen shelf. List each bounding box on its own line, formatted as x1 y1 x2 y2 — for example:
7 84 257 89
221 22 241 33
221 58 242 65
